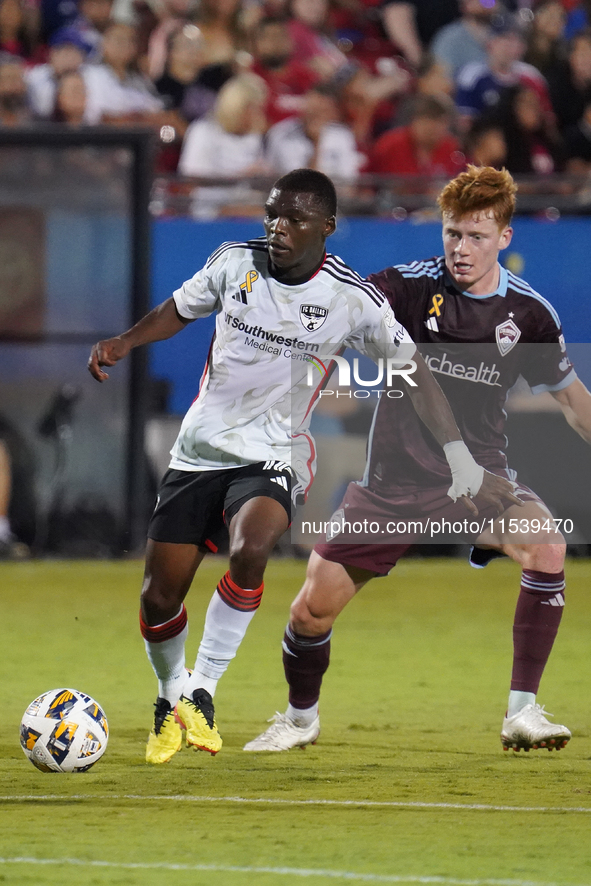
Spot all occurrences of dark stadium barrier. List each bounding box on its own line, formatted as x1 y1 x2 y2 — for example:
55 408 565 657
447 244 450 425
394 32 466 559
0 127 154 555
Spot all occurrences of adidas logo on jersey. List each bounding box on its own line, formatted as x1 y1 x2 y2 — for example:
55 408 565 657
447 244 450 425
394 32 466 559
270 475 289 491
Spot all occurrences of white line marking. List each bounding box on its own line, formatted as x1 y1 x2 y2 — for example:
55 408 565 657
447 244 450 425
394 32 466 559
0 858 583 886
2 795 591 814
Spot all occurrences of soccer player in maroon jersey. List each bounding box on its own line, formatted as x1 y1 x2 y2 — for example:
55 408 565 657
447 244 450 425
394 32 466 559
245 165 591 754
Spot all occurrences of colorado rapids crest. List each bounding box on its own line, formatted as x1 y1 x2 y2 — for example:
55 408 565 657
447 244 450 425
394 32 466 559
495 318 521 355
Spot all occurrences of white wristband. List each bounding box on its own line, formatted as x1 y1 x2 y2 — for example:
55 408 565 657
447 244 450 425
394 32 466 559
444 440 484 502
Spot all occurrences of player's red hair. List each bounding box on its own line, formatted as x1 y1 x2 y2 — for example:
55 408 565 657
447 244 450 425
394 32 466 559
437 165 517 230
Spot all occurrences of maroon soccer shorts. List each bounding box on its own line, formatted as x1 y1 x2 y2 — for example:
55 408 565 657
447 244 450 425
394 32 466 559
314 475 542 576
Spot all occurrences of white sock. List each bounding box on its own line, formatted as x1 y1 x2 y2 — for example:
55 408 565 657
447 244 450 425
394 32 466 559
183 672 218 699
507 690 536 718
143 610 189 706
184 591 258 696
287 702 318 728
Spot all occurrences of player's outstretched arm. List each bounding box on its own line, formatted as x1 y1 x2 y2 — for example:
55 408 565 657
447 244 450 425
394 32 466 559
88 298 191 382
406 352 522 515
551 378 591 445
405 351 464 448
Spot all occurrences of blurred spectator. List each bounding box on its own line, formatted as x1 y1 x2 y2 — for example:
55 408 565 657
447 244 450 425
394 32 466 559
39 0 78 42
455 15 553 126
564 0 591 40
51 68 87 122
563 86 591 169
0 0 41 60
430 0 499 79
193 0 247 66
67 0 114 62
413 52 454 97
146 5 235 121
332 57 410 148
84 21 163 120
326 0 402 72
152 23 210 170
369 93 464 174
394 52 453 124
155 23 207 113
524 0 567 76
178 72 266 176
491 83 566 173
0 52 31 123
145 0 196 81
546 27 591 129
381 0 461 68
464 115 507 166
181 63 234 122
251 15 318 124
287 0 347 80
156 23 234 125
265 83 361 179
26 25 92 118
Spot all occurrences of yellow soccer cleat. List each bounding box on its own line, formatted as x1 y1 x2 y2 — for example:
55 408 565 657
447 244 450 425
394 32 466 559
146 697 183 764
175 689 222 755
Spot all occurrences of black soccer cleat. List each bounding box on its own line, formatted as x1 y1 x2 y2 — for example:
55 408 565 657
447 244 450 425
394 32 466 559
469 545 507 569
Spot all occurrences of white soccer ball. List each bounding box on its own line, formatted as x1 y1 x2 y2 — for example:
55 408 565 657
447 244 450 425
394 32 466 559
20 688 109 773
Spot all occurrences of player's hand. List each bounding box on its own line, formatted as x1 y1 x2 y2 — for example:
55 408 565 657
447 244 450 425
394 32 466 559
460 470 524 517
87 336 130 382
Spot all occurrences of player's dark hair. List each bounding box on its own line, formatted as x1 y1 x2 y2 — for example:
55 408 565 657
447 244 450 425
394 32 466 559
272 168 337 217
437 164 517 229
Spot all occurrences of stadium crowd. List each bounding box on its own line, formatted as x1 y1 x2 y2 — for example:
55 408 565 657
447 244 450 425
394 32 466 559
2 0 591 183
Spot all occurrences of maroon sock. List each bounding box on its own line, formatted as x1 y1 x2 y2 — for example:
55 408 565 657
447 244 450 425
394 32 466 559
511 569 565 693
282 625 332 709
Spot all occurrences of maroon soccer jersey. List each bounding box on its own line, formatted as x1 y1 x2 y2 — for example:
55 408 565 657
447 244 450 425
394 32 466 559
365 257 576 493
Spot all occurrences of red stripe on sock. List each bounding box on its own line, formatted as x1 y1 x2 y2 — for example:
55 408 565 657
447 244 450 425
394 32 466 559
216 572 264 612
140 605 187 643
204 538 218 553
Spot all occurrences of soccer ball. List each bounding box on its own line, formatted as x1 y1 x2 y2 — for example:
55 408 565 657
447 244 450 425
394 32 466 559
20 688 109 773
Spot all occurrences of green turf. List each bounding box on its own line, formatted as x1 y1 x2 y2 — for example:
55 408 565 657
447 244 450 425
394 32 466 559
2 558 591 885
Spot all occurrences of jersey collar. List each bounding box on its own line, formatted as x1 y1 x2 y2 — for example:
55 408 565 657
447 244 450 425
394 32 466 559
445 263 508 299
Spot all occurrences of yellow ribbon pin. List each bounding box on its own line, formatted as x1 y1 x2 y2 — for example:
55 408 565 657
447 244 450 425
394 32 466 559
428 294 444 317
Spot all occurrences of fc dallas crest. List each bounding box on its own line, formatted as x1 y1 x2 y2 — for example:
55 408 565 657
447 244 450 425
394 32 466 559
300 304 328 330
495 318 521 356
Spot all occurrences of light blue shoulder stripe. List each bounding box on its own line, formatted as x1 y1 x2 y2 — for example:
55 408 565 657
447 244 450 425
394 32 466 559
530 368 577 395
396 257 444 280
506 271 561 327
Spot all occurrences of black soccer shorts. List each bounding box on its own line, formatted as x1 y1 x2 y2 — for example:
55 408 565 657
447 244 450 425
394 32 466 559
147 460 295 551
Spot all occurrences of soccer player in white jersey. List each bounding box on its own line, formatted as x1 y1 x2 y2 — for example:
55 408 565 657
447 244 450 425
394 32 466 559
88 168 519 764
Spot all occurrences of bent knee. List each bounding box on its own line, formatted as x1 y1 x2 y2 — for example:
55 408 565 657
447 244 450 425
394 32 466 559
520 540 566 573
229 539 269 574
141 578 182 624
290 592 335 636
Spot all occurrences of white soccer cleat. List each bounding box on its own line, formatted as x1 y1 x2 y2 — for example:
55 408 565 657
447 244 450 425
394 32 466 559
501 703 571 752
243 712 320 752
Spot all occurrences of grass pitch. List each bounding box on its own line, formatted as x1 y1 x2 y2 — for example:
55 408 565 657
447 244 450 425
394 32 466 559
2 556 591 886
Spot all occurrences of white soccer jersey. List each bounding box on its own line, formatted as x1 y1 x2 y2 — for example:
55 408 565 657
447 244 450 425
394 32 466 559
170 237 415 498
